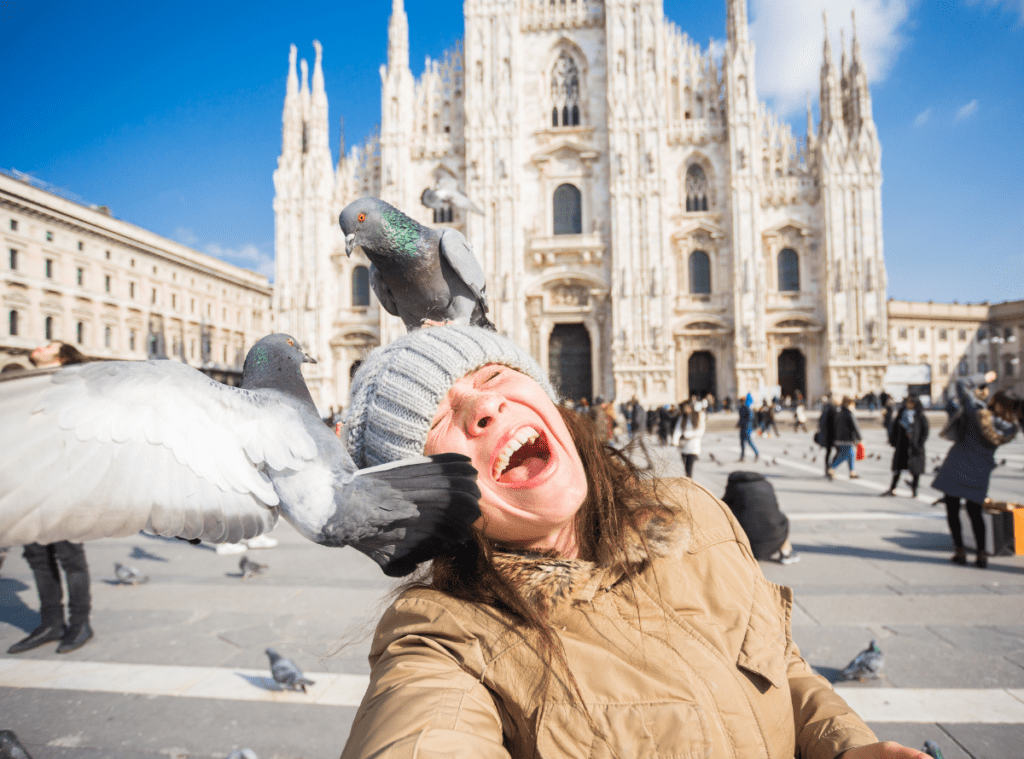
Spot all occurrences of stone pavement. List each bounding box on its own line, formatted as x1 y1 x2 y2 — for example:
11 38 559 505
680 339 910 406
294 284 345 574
1 412 1022 758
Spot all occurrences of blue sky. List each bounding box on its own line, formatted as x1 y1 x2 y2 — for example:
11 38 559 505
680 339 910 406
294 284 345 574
1 0 1021 303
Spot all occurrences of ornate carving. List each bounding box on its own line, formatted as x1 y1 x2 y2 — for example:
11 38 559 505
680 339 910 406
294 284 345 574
550 284 589 307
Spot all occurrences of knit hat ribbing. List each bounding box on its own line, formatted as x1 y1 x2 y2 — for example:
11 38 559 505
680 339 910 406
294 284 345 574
345 326 558 469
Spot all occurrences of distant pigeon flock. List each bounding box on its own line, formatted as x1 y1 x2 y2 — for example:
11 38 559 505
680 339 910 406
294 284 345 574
0 333 480 578
339 197 494 331
266 647 315 693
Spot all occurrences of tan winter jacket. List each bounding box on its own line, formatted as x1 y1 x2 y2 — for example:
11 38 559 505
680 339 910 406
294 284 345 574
341 479 877 759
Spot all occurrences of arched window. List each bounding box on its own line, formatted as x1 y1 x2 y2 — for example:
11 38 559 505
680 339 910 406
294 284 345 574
689 251 711 294
550 53 580 127
352 266 370 307
45 316 53 341
553 184 582 235
105 325 112 349
685 164 708 211
8 310 17 336
76 321 84 345
778 248 800 292
978 356 989 373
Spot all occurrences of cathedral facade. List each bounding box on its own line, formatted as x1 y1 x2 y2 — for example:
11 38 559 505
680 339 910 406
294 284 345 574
273 0 888 413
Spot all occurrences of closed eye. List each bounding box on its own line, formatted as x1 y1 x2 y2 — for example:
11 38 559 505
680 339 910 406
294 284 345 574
480 369 502 385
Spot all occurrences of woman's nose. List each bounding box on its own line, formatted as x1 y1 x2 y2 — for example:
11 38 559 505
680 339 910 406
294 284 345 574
466 392 505 436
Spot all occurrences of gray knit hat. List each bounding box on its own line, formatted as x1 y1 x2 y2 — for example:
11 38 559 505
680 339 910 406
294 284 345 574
345 326 558 469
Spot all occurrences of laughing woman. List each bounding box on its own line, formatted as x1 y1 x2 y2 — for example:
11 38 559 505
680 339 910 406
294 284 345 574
340 326 925 759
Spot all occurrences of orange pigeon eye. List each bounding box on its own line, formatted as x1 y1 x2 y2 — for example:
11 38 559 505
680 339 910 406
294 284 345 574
287 339 294 346
357 212 366 223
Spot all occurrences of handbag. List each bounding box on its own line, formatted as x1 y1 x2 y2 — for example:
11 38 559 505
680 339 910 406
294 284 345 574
855 442 866 461
813 431 824 447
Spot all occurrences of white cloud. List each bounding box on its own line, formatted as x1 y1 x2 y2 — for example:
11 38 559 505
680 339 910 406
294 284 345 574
954 99 979 121
749 0 913 116
965 0 1024 18
173 226 198 246
708 37 727 62
913 107 931 126
205 242 276 279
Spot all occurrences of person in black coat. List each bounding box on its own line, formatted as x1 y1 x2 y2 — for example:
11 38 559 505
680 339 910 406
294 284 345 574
881 395 929 498
815 394 836 475
827 396 862 480
933 374 1017 568
721 471 798 563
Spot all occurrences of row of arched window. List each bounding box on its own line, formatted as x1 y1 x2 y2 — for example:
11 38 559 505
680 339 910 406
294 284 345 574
687 249 800 294
8 310 120 348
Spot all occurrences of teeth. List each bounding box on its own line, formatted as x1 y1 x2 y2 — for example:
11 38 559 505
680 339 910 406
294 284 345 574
493 427 540 479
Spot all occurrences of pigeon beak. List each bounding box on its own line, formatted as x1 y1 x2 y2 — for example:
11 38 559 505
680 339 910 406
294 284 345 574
345 233 356 257
302 351 317 365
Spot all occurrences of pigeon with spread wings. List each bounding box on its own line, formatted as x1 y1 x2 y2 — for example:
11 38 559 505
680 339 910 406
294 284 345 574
0 334 480 577
340 197 494 332
420 172 484 216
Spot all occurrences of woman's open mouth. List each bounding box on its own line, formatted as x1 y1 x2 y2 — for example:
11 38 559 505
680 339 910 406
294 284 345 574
492 426 553 485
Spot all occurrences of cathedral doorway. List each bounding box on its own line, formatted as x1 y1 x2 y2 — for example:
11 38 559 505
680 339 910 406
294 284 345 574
548 323 592 404
777 349 806 400
687 351 716 400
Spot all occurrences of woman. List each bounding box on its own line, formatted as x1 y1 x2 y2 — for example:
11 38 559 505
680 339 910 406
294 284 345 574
828 396 862 480
881 396 928 498
794 396 809 433
671 399 705 478
341 326 924 759
737 393 759 462
933 374 1017 568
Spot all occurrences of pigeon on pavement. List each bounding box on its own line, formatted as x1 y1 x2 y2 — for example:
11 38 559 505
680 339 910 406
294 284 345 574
0 334 481 578
266 647 315 693
840 639 884 681
922 740 943 759
420 173 483 215
226 750 258 759
339 197 494 332
240 555 267 579
0 730 33 759
114 563 149 586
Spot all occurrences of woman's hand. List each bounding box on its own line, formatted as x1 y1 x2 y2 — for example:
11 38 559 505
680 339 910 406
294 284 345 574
984 370 998 385
838 741 929 759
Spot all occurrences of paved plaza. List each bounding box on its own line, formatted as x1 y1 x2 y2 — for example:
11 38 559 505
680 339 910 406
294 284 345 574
1 411 1022 759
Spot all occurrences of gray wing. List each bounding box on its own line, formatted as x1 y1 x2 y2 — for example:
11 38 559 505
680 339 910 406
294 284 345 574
420 187 444 210
0 361 318 547
434 175 483 214
368 264 400 317
438 228 489 313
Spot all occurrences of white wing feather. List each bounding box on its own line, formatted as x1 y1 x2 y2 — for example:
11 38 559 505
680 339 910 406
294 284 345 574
0 361 317 547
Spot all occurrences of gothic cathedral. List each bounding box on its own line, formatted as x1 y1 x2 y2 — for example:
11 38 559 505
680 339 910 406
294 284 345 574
272 0 888 413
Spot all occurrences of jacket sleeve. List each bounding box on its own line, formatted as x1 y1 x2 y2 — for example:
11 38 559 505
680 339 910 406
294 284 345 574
787 641 878 759
342 596 510 759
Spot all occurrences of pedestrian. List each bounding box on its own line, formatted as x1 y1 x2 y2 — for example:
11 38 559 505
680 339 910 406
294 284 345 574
590 397 614 443
881 395 929 498
882 398 897 436
339 325 916 759
723 395 732 412
630 397 645 440
827 396 862 480
721 471 799 564
657 404 674 446
672 399 705 478
793 397 808 433
7 341 94 655
762 400 780 437
933 373 1017 568
737 393 759 462
815 393 836 475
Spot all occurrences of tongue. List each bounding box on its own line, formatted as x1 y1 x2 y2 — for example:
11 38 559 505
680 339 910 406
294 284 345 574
500 456 547 483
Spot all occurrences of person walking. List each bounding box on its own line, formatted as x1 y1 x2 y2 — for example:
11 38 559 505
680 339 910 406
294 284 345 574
793 397 808 433
7 341 94 655
630 397 645 440
672 400 706 478
816 394 836 476
762 400 780 437
881 395 929 498
827 396 862 480
737 393 759 462
933 373 1017 568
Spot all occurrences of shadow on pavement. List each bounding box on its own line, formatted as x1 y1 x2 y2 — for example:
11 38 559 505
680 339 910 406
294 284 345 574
0 577 38 634
236 673 284 691
793 544 1024 575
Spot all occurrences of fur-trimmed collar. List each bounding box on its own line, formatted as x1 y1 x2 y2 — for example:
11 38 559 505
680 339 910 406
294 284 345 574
490 507 689 613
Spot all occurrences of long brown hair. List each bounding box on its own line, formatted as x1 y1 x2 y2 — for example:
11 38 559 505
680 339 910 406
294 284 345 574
400 405 673 740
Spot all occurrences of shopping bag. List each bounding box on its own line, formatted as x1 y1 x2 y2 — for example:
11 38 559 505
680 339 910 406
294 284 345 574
855 442 866 461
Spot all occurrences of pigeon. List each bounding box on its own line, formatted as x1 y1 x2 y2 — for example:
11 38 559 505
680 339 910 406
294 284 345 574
240 555 267 579
0 334 481 578
923 740 944 759
0 730 33 759
420 173 483 215
226 750 258 759
266 647 315 693
840 639 884 681
339 197 494 332
114 563 149 585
